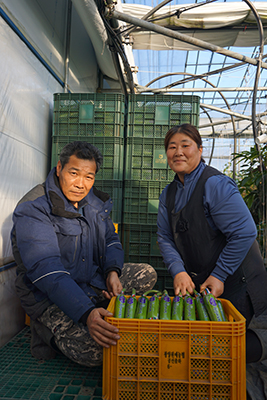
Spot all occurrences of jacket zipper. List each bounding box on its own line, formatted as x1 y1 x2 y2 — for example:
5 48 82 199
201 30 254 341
72 236 78 262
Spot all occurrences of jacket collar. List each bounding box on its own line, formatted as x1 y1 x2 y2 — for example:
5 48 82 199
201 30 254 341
174 161 206 187
45 167 110 219
44 168 80 218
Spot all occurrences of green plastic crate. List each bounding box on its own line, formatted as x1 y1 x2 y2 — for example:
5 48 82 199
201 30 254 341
123 180 169 224
51 136 124 181
125 137 175 181
127 94 200 137
122 223 165 270
53 93 125 138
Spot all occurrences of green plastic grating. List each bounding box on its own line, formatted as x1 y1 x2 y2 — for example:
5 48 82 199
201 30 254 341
0 327 102 400
123 180 169 225
122 223 166 271
127 94 200 137
125 137 175 181
53 93 125 138
153 269 174 296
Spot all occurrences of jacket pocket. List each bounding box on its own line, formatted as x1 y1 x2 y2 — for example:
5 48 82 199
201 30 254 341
54 219 82 267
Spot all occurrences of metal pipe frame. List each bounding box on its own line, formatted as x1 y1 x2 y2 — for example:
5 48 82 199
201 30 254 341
199 103 253 120
64 0 72 93
107 8 267 70
106 3 266 178
200 110 267 129
136 85 267 93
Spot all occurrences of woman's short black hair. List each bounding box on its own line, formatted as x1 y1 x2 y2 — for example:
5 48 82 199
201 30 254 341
59 141 103 173
164 124 205 163
165 124 202 151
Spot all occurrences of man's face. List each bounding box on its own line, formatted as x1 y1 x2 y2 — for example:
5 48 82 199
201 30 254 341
56 155 97 208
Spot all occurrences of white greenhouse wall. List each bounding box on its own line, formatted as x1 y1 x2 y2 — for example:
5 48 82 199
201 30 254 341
0 17 62 346
0 0 100 346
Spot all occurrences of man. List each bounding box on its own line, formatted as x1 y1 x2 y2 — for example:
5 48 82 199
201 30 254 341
11 141 157 366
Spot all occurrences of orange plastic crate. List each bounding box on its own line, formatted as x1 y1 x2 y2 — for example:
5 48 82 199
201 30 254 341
103 297 246 400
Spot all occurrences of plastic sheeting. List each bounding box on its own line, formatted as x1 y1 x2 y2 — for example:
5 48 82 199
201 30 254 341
0 0 66 81
0 0 102 346
0 0 99 91
0 267 25 347
72 0 138 85
121 2 267 50
0 16 62 266
0 0 103 267
121 2 267 30
72 0 118 81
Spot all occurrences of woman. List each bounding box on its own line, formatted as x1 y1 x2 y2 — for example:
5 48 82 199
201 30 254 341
157 123 267 364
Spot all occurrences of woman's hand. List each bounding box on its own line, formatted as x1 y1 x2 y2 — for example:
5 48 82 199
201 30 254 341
86 308 120 348
173 271 195 296
102 271 123 300
200 275 224 298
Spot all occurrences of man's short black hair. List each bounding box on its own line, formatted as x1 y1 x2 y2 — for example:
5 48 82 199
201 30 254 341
59 141 103 173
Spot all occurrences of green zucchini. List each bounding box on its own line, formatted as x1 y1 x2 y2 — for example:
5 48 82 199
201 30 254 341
184 291 196 321
160 290 172 320
114 289 126 318
147 291 161 320
216 299 227 322
135 295 148 319
125 288 137 319
194 289 210 321
134 290 157 319
171 293 183 320
202 289 223 321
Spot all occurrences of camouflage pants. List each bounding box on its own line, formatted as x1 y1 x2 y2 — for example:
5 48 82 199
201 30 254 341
38 263 157 367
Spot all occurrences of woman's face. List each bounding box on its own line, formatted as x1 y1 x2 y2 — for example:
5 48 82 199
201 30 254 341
166 132 203 183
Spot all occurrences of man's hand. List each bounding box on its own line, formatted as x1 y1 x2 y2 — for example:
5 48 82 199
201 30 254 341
200 275 224 298
103 271 122 300
87 308 120 348
173 271 195 297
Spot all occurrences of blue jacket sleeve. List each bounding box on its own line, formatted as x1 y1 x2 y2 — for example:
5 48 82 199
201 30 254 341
102 217 124 276
13 202 96 323
157 187 186 278
204 175 257 281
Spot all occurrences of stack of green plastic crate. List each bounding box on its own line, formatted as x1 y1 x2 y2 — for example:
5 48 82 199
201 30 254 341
122 94 200 285
51 93 200 287
52 93 125 228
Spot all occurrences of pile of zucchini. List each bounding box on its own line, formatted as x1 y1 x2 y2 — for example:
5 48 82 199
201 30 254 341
114 288 227 321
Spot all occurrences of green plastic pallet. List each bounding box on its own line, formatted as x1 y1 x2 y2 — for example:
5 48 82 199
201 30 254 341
0 327 102 400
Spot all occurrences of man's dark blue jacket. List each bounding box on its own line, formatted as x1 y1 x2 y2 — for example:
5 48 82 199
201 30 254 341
11 167 124 323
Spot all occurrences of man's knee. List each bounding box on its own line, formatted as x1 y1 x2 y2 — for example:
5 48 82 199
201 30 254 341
54 330 103 367
120 263 157 294
38 305 104 367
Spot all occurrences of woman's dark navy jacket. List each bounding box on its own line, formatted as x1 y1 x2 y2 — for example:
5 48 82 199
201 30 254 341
157 162 267 319
11 168 124 323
